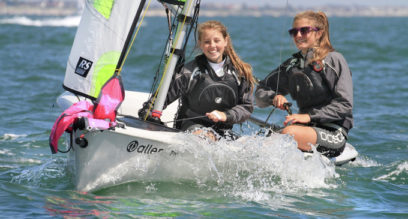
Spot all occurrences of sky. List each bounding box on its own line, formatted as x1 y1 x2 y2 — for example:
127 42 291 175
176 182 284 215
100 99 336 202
203 0 408 7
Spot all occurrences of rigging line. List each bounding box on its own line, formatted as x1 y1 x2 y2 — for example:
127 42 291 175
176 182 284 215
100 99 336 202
149 4 181 97
145 0 195 119
151 0 194 100
143 5 182 121
165 6 172 33
264 107 276 123
162 115 207 124
274 0 290 98
266 0 290 124
171 1 200 125
180 0 200 60
116 0 153 76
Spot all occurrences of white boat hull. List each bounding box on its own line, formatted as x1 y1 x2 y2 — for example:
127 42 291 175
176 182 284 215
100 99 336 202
327 143 358 166
57 90 358 192
304 143 358 166
59 90 186 191
68 122 184 191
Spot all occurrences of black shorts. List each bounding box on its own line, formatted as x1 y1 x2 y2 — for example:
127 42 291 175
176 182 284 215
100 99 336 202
312 124 347 157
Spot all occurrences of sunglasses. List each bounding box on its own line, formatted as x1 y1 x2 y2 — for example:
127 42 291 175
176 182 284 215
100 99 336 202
288 26 320 37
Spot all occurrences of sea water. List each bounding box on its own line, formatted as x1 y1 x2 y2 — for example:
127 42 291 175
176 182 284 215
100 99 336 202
0 15 407 218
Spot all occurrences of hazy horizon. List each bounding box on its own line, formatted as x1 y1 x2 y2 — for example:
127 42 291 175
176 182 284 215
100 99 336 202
202 0 408 6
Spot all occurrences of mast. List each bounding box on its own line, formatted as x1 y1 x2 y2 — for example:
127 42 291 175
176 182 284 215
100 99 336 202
152 0 198 118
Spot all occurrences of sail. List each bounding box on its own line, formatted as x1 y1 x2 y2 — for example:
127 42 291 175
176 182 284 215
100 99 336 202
63 0 145 100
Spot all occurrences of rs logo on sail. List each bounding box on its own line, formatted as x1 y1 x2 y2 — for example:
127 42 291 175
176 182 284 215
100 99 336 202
127 140 164 154
75 57 93 77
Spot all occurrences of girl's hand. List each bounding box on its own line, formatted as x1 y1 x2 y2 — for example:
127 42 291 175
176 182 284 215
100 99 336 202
206 110 227 123
283 113 311 126
272 95 288 110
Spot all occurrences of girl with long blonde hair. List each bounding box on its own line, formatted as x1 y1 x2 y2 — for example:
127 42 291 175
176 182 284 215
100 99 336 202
255 11 353 157
140 20 254 139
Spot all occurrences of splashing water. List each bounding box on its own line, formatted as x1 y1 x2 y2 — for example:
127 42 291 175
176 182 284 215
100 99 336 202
374 161 408 183
169 132 338 199
74 131 340 201
11 158 67 188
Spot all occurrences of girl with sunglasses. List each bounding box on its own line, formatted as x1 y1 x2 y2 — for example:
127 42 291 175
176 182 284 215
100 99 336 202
255 11 353 157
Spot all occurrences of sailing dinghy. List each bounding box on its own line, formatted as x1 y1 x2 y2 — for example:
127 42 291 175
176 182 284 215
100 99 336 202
50 0 203 192
50 0 357 192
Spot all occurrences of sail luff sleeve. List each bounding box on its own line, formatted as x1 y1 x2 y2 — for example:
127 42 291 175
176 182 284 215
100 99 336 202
63 0 144 100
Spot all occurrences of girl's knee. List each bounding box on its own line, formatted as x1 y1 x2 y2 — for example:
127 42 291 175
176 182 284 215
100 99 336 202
281 125 297 135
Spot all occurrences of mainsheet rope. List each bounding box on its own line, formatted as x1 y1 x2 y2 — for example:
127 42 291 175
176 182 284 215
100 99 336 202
263 0 291 125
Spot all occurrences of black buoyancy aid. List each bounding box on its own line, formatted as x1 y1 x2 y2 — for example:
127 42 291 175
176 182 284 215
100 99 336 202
288 58 332 111
179 55 240 128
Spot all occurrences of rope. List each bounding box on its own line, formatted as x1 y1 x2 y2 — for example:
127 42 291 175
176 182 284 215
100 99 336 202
116 0 153 76
148 5 181 97
265 0 291 125
144 0 196 120
162 115 207 124
274 0 290 99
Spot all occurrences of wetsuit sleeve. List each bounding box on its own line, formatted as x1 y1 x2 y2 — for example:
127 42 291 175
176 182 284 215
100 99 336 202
255 63 290 108
225 79 254 124
309 52 353 124
163 66 192 108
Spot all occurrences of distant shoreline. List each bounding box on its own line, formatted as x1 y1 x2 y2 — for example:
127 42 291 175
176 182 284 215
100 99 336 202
1 5 408 17
0 6 78 16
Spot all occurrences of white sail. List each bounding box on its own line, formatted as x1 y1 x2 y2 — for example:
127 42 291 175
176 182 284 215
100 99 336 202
63 0 144 99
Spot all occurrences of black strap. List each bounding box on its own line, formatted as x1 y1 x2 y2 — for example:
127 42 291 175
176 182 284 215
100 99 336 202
177 14 193 23
160 0 185 5
171 48 184 57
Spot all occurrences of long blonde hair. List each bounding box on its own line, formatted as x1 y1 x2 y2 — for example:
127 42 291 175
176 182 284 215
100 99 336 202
293 11 334 63
197 20 255 90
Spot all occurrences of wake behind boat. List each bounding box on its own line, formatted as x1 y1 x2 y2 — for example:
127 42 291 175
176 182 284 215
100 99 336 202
50 0 357 192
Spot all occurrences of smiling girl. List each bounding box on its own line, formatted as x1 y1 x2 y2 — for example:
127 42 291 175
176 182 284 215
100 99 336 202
140 20 255 138
255 11 353 157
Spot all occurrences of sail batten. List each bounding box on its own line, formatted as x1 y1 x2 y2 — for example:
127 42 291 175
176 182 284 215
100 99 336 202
63 0 145 100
